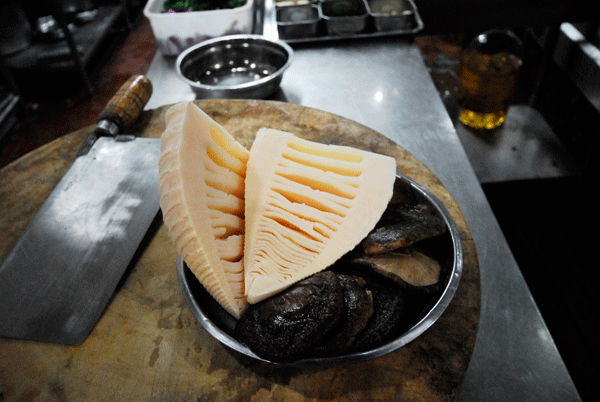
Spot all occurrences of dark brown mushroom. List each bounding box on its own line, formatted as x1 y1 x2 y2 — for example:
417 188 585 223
349 271 408 352
234 271 345 362
351 250 441 291
361 204 447 255
311 274 374 356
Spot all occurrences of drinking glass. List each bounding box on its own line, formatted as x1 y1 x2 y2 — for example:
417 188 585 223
459 30 524 130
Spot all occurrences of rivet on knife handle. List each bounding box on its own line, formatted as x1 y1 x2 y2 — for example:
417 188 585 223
77 75 153 156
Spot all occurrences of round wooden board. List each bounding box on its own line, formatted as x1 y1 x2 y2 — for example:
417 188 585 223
0 100 480 402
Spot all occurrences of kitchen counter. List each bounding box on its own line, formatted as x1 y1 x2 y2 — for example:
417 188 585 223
0 8 583 401
144 28 581 402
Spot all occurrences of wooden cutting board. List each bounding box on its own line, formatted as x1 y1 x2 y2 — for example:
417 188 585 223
0 100 480 402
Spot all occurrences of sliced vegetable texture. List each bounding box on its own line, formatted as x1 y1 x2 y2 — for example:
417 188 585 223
158 102 249 318
244 128 397 303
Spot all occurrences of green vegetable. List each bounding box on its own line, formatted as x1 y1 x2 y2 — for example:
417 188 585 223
226 0 246 8
163 0 246 12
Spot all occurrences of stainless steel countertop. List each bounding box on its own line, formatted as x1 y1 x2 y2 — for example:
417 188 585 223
144 20 581 401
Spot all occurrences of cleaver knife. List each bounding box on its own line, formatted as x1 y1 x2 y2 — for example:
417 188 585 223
0 75 161 345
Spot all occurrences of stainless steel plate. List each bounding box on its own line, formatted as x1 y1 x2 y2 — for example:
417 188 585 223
177 172 463 367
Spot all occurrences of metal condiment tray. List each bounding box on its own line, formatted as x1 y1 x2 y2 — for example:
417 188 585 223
259 0 424 43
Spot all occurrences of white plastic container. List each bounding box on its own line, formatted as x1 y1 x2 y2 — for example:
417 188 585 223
143 0 255 56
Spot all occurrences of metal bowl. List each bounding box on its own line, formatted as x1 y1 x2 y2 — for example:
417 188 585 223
175 34 293 99
177 172 463 367
367 0 418 32
319 0 369 36
276 4 321 39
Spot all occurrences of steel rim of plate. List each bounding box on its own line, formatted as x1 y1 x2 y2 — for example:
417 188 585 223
177 172 463 367
175 34 294 96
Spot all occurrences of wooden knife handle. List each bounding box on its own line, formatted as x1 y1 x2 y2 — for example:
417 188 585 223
97 75 153 131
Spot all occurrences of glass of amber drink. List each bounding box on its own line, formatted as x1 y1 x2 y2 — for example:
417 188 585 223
459 30 523 130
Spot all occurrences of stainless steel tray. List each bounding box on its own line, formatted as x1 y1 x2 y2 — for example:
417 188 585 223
259 0 423 43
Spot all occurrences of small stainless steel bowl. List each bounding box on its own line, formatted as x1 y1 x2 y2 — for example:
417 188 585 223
319 0 369 36
367 0 417 32
177 172 463 367
175 34 294 99
277 4 321 39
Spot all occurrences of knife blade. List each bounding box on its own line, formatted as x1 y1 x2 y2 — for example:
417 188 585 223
0 75 161 345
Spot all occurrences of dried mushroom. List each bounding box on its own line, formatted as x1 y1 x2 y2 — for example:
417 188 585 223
349 270 408 352
350 250 441 291
234 271 345 362
311 275 374 356
361 204 446 255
